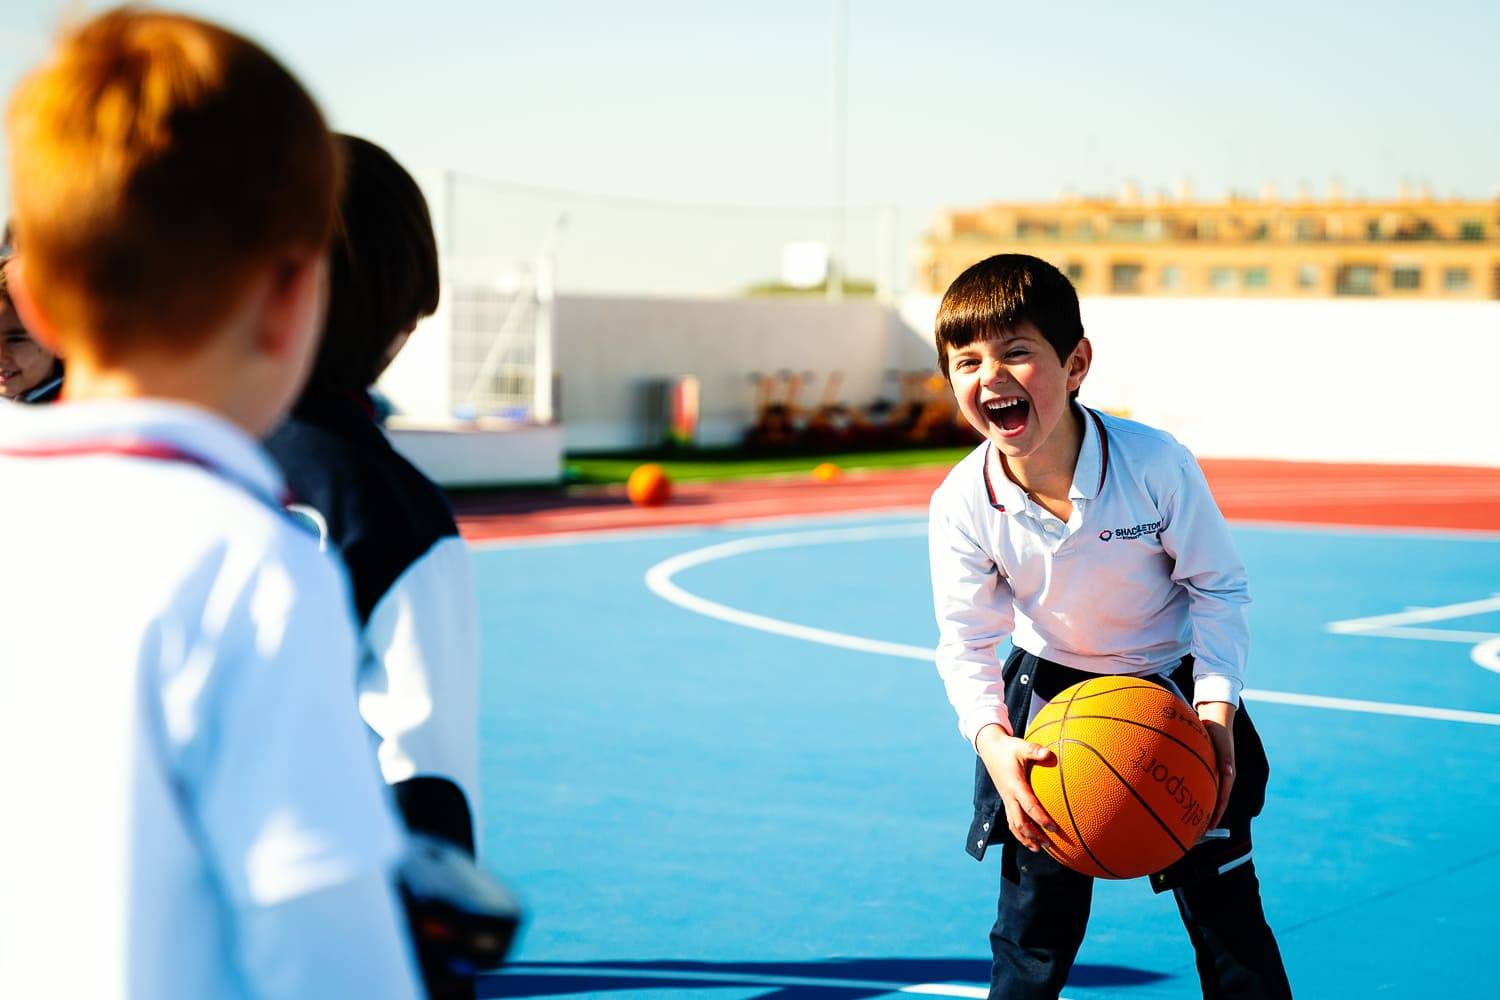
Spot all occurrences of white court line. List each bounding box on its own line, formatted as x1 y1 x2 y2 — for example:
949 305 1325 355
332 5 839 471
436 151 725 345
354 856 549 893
644 523 1500 727
1473 637 1500 675
1328 595 1500 677
491 965 998 998
1327 626 1500 644
1326 594 1500 632
644 523 934 661
1237 689 1500 726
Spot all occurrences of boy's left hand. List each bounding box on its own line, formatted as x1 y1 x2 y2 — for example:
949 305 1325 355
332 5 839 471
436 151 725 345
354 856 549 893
1197 701 1236 829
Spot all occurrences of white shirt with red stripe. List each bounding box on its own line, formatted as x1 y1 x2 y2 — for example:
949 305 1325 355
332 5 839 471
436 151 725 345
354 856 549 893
0 400 419 999
928 405 1250 747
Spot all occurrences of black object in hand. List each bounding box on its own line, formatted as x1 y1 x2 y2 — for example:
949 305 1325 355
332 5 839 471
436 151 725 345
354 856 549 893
399 834 523 988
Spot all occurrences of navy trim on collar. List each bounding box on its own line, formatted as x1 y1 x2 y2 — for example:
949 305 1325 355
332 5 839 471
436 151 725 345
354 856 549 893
1086 407 1110 496
980 406 1111 512
981 444 1006 512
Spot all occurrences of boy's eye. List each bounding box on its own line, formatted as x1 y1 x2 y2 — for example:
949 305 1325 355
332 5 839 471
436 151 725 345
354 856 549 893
1005 350 1029 360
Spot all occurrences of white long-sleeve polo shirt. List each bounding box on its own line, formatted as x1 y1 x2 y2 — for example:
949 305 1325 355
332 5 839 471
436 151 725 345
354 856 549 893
929 405 1250 747
0 400 420 1000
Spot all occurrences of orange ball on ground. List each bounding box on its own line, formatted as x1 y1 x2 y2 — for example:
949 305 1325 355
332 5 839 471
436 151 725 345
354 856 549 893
626 464 672 507
1023 677 1219 879
812 462 842 482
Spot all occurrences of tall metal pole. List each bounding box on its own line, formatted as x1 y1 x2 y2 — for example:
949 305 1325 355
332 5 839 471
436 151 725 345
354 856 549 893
829 0 847 302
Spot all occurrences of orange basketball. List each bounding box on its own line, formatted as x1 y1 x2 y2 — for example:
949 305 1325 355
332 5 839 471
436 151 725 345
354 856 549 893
626 464 671 507
1022 677 1219 879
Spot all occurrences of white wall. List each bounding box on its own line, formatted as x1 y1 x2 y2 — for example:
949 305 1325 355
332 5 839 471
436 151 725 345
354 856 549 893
383 287 1500 469
378 300 454 419
386 420 562 487
553 294 902 451
895 295 1500 467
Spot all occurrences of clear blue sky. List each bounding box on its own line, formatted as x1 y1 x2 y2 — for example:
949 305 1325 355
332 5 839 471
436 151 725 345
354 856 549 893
3 1 1498 290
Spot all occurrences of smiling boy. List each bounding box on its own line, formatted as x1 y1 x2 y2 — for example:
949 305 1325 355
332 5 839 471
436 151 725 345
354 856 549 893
0 270 62 403
927 254 1292 998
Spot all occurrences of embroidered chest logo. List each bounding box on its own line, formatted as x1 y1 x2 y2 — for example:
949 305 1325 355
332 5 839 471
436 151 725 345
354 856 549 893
1098 520 1162 542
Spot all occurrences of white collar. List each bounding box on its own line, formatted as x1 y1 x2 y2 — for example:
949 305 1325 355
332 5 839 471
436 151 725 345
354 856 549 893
0 399 285 507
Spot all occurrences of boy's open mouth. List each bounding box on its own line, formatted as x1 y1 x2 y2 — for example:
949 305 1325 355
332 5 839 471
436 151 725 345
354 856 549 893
984 397 1030 434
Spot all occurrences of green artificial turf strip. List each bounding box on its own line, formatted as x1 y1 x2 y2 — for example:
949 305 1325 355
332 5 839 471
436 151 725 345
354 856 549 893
564 445 974 485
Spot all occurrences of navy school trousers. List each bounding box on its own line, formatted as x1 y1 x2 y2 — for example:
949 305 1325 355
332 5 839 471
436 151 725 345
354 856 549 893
969 648 1293 1000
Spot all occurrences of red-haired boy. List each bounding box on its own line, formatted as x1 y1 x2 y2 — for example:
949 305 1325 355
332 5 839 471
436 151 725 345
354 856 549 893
0 9 419 997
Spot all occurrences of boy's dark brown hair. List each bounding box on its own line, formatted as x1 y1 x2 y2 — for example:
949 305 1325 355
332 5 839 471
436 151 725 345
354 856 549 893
308 134 440 393
5 7 340 359
934 254 1085 382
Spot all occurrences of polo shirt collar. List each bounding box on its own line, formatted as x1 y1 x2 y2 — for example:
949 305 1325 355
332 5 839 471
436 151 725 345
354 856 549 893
981 403 1108 512
0 398 286 507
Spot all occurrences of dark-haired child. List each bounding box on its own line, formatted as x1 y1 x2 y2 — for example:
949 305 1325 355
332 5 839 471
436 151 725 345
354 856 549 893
264 132 481 998
266 134 479 860
927 254 1292 998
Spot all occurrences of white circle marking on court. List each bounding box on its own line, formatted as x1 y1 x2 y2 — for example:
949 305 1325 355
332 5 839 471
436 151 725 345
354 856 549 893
1472 636 1500 675
644 523 1500 727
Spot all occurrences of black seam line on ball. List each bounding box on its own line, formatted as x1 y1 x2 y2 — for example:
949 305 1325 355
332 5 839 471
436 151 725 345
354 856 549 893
1057 738 1190 856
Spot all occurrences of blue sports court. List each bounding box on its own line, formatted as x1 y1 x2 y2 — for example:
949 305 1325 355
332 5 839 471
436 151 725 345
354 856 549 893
467 512 1500 999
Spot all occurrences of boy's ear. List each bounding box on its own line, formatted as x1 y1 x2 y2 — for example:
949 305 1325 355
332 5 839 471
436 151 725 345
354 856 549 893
254 253 327 360
1066 336 1092 392
3 257 65 356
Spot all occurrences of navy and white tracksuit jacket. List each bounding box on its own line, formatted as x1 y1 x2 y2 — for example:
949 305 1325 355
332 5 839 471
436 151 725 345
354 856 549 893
266 389 480 854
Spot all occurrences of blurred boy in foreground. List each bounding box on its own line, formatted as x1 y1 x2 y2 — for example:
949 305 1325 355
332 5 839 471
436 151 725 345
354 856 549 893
0 9 420 998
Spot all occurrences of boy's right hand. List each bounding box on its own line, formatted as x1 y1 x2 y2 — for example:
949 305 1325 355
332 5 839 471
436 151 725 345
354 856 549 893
976 724 1060 852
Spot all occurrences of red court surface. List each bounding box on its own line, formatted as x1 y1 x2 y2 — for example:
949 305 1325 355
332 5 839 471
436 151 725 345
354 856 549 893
454 458 1500 541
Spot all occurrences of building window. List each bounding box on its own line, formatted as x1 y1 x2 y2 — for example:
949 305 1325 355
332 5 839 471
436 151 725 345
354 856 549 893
1110 218 1146 240
1208 267 1236 291
1066 261 1086 284
1391 266 1422 290
1110 263 1143 293
1459 220 1484 241
1442 267 1471 291
1294 219 1322 241
1073 221 1096 240
1365 220 1382 240
1392 218 1433 240
1296 265 1320 289
1335 265 1379 296
1249 222 1269 240
1160 265 1182 291
1242 267 1269 289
